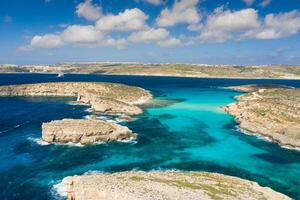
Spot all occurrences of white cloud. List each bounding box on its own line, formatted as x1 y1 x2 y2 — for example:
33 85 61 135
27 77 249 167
128 28 182 47
157 38 181 47
76 0 102 21
96 8 148 32
199 7 260 42
156 0 201 28
30 34 63 48
61 25 102 44
187 24 202 31
128 28 169 42
250 10 300 39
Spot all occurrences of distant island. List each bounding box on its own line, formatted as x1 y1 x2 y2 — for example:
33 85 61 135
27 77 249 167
1 63 300 79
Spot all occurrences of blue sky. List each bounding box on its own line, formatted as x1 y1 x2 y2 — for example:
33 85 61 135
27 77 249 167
0 0 300 65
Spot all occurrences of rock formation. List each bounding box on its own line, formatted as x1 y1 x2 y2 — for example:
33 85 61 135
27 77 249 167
224 84 300 149
42 119 137 144
0 82 152 115
62 171 291 200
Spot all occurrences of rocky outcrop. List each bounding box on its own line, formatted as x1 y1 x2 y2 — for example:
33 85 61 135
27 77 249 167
42 119 137 144
0 82 152 115
61 171 291 200
224 84 300 149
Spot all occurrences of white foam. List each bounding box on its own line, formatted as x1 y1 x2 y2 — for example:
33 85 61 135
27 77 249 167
83 115 91 119
96 116 109 120
84 170 105 175
28 137 50 146
118 137 138 144
85 108 93 112
27 137 84 147
52 181 67 199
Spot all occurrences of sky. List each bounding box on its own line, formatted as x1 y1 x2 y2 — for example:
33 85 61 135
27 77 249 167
0 0 300 65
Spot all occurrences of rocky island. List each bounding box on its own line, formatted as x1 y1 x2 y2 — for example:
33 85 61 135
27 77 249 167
224 84 300 149
0 82 152 115
42 119 137 144
61 171 290 200
0 82 152 144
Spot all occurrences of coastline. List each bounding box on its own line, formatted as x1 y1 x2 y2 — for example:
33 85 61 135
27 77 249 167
1 72 300 80
224 84 300 150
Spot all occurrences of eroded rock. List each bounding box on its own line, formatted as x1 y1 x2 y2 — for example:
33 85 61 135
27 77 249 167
42 119 137 144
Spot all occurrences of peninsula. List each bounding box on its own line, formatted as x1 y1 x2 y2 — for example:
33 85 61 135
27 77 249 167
0 82 152 115
1 63 300 79
224 84 300 149
0 82 152 144
61 171 290 200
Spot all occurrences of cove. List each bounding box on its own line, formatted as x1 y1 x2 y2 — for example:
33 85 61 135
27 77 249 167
0 73 300 200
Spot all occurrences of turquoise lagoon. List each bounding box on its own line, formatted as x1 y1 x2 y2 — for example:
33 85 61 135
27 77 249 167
0 74 300 200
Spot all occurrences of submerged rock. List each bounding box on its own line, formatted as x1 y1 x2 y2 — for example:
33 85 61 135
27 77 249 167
61 171 291 200
224 84 300 149
42 119 137 144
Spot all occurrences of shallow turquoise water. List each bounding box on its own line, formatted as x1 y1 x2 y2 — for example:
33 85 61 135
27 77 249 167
0 74 300 199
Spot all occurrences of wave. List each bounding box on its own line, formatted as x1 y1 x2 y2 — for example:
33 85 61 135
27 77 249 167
27 137 84 147
27 137 50 146
52 181 66 199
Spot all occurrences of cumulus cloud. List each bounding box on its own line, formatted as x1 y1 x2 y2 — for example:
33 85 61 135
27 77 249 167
248 10 300 39
23 0 300 50
128 28 169 42
129 28 181 47
76 0 102 21
199 7 260 42
156 0 201 29
157 37 181 47
30 34 63 48
96 8 148 32
60 25 102 44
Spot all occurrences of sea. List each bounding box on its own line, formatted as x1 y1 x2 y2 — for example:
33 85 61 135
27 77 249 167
0 73 300 200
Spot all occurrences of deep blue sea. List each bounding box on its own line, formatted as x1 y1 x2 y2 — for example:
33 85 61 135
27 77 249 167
0 73 300 200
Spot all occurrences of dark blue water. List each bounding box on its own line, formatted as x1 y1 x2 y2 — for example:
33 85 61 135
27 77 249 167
0 73 300 200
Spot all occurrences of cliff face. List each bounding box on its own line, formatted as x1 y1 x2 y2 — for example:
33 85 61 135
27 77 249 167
224 84 300 149
0 82 152 115
62 171 291 200
42 119 137 144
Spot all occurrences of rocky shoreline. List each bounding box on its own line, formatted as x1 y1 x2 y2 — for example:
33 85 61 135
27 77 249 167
42 119 137 144
61 171 291 200
0 82 152 144
224 84 300 149
0 82 152 115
